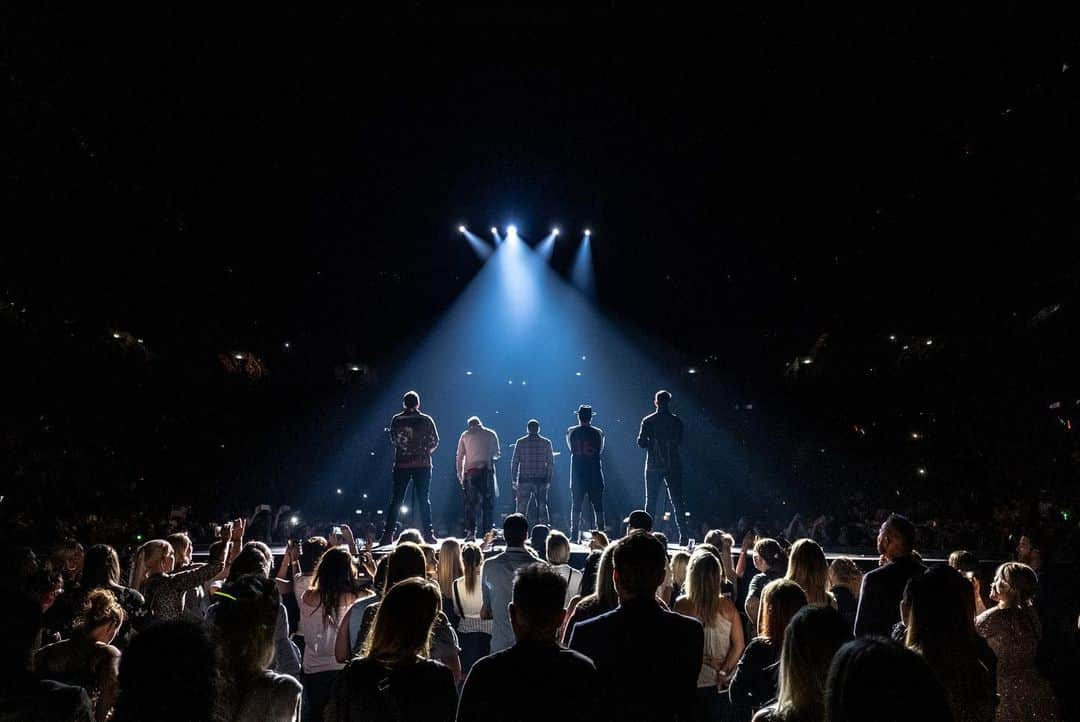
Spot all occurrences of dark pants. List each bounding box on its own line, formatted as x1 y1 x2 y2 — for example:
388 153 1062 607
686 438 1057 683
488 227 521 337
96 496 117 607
515 478 550 526
570 465 604 539
646 466 685 542
302 669 339 722
458 631 491 674
382 466 433 539
463 467 495 537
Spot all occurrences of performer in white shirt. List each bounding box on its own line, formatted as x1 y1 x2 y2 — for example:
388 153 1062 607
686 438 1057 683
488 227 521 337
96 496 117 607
456 416 501 541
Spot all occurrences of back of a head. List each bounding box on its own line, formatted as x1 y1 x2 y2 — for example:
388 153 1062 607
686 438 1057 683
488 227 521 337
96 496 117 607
212 574 280 675
777 605 851 716
591 543 619 609
826 637 952 722
461 542 484 593
312 547 357 622
402 391 420 409
364 577 441 663
112 618 217 722
754 538 786 570
947 550 979 574
397 528 424 545
437 539 463 597
904 565 976 651
387 542 427 588
546 530 571 565
760 578 809 641
503 513 529 547
703 528 727 548
527 419 540 434
81 544 122 590
671 550 691 587
227 545 272 583
513 563 568 632
655 389 672 408
73 588 124 638
612 531 667 599
299 536 328 573
997 561 1039 604
467 415 481 428
626 509 653 533
787 538 830 604
828 557 862 590
886 513 916 552
686 549 722 624
531 525 551 559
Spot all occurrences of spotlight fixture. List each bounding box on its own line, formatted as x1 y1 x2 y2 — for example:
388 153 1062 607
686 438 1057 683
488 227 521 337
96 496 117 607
553 228 560 236
584 229 592 236
458 225 466 233
491 227 498 234
507 225 517 235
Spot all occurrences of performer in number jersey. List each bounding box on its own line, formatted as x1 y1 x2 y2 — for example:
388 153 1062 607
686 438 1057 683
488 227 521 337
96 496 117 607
566 404 605 541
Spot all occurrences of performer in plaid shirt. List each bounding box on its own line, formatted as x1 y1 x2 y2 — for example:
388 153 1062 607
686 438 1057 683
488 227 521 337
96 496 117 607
510 419 555 526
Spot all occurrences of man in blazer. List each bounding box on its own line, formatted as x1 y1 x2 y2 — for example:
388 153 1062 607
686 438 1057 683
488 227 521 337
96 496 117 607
854 513 927 637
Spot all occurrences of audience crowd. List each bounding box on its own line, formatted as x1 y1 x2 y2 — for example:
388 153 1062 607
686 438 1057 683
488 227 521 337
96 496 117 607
3 507 1079 721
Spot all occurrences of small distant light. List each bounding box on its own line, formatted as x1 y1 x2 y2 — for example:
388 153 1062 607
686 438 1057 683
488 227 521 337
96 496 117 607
362 493 368 499
336 488 343 495
521 381 526 385
283 342 291 349
135 534 143 541
553 228 560 236
663 512 671 520
377 510 383 515
507 225 517 235
290 515 299 526
917 468 927 476
925 338 934 346
576 371 582 376
684 512 691 517
355 509 362 515
902 345 910 350
584 229 592 236
234 353 244 360
688 368 697 374
911 432 921 440
370 451 375 456
491 227 498 234
400 505 409 514
349 365 361 372
466 370 473 376
112 333 121 339
888 334 897 341
458 225 466 233
802 357 813 365
581 355 587 360
508 379 513 385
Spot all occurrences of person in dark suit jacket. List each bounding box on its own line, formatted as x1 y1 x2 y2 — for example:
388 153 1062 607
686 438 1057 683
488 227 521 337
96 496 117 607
853 513 926 637
569 531 704 722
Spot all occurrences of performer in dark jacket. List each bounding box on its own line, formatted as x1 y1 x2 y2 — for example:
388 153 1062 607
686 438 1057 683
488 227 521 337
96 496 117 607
380 390 440 545
637 390 686 544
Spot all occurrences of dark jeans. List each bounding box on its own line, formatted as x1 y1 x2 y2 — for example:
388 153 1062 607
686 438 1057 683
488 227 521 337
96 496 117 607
382 466 434 538
463 467 495 537
302 669 339 722
645 466 685 542
458 631 491 674
570 465 604 538
515 478 550 526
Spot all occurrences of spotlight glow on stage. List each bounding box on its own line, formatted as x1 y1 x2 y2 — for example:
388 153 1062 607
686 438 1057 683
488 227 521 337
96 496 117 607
553 228 560 236
507 225 518 236
584 229 592 236
458 225 466 233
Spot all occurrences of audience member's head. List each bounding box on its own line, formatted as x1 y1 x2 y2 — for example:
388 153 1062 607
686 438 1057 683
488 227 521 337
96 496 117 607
245 540 274 564
684 549 723 625
461 542 484 593
437 539 463 598
530 525 551 560
825 637 952 722
362 577 441 664
50 539 85 585
80 544 123 590
420 545 438 579
72 588 124 644
947 550 979 574
787 538 832 606
212 575 280 679
129 539 175 592
546 530 572 565
652 531 669 550
991 561 1038 607
612 531 667 601
397 528 424 546
759 578 809 641
510 564 568 642
878 513 916 559
299 536 328 574
166 532 193 568
583 542 619 611
111 619 218 722
827 557 863 596
625 509 653 533
386 542 427 589
310 546 358 624
226 545 272 582
503 513 529 547
754 538 787 572
671 550 691 589
774 605 851 721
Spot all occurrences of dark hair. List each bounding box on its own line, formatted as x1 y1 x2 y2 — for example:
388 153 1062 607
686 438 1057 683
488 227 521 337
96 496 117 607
947 550 979 574
512 563 567 630
653 532 669 549
655 390 672 406
461 543 483 595
299 536 328 574
885 513 916 551
531 525 551 560
527 419 540 433
612 531 667 598
386 542 427 588
227 545 271 582
81 544 122 590
774 605 851 718
397 528 424 545
212 575 280 681
754 538 787 569
825 637 952 722
403 391 420 409
503 513 529 547
111 619 218 722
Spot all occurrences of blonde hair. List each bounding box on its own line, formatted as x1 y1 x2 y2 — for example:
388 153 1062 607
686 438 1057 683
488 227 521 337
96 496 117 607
437 539 463 598
73 588 124 637
129 539 172 592
671 551 691 588
828 557 862 594
996 562 1038 606
362 578 441 663
786 538 832 606
684 549 723 627
546 531 572 565
461 543 484 594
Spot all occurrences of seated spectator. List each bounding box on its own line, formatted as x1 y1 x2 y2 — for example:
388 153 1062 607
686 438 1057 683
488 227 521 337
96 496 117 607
729 578 808 712
458 564 598 721
546 530 582 605
451 541 492 673
569 531 704 722
0 591 94 722
902 565 995 722
325 578 457 722
561 542 617 644
752 606 850 722
205 545 302 678
62 544 145 649
110 618 218 722
826 557 862 630
354 542 461 681
481 513 542 654
854 513 926 637
34 589 122 722
825 637 953 722
745 538 788 626
299 545 365 722
132 520 242 620
211 575 302 722
976 562 1062 721
674 549 745 721
785 538 835 608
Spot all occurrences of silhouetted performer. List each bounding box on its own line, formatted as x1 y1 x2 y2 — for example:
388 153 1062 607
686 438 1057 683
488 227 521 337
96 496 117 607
511 419 555 526
567 404 605 541
381 390 439 545
457 416 501 541
638 390 686 544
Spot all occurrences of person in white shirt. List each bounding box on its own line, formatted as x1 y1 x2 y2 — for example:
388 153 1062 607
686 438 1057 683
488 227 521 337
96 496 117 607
546 530 582 606
456 416 502 541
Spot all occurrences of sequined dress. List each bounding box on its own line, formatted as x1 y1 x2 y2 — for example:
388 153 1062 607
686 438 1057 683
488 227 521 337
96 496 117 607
975 605 1060 722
